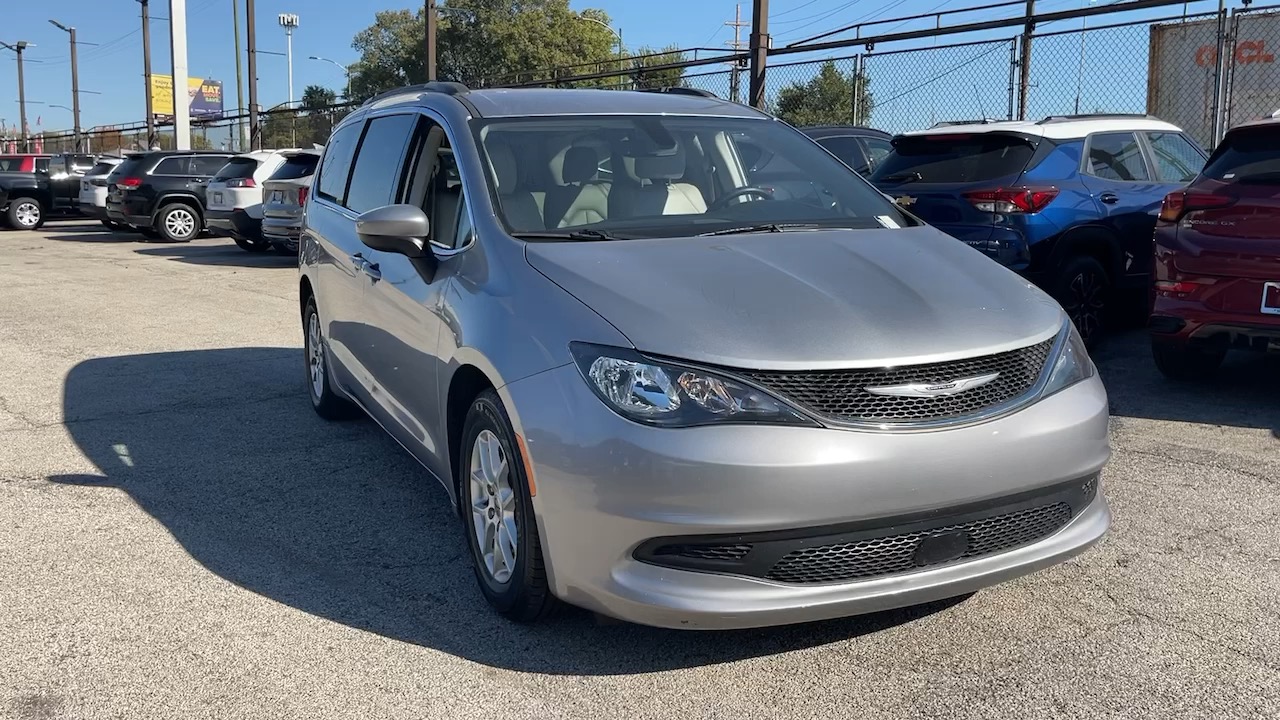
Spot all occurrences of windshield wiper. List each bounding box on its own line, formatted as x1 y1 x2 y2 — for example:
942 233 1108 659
880 171 922 184
698 223 821 236
511 229 620 241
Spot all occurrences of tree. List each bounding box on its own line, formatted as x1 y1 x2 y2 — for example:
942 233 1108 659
774 61 873 127
629 46 687 90
348 0 618 98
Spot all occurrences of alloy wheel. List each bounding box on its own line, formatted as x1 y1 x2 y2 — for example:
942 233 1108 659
469 429 518 585
165 208 197 239
306 311 325 401
14 202 39 228
1063 270 1105 341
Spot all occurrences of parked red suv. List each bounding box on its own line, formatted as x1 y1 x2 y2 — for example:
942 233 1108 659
1149 117 1280 379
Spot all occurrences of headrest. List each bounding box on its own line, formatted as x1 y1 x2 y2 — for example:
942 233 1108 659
562 147 599 184
487 143 517 191
630 145 686 181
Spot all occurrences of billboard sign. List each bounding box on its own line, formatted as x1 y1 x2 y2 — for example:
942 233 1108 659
149 75 225 120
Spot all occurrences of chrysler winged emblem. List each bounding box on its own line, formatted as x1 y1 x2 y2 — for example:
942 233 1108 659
865 372 1000 398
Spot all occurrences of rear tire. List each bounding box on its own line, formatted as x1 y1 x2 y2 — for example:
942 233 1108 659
155 203 200 243
6 197 44 230
303 297 358 420
1052 255 1110 348
1152 341 1225 381
459 390 559 623
233 235 272 253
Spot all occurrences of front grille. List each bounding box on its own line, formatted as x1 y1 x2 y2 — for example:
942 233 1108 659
765 502 1072 584
741 338 1055 425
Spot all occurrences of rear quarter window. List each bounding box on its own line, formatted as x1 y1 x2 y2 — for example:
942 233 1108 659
872 134 1036 184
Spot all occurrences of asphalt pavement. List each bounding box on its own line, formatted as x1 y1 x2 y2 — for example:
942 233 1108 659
1 220 1277 719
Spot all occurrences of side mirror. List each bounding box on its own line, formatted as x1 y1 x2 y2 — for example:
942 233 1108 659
355 204 430 257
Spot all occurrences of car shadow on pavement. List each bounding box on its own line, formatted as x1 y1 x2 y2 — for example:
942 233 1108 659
1091 331 1280 436
45 231 139 243
134 243 299 268
50 347 965 675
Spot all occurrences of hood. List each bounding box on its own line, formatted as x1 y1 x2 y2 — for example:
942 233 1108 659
525 227 1064 371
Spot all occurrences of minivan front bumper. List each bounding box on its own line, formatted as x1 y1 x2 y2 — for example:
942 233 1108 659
501 363 1111 629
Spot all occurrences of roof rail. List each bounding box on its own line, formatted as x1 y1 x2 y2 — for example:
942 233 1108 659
638 86 718 99
361 81 470 107
1036 113 1157 124
930 118 1001 128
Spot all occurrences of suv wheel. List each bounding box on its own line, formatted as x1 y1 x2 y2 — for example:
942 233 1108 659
303 298 357 420
1053 256 1110 347
1152 341 1225 381
7 198 44 230
156 203 200 242
460 390 559 623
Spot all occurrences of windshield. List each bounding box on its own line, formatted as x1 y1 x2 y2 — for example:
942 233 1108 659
872 133 1036 185
473 115 909 238
269 153 319 180
1204 127 1280 184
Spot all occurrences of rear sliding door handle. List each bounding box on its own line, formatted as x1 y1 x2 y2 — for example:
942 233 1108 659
361 262 382 282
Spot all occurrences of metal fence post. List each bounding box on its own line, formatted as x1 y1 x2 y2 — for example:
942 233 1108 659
851 53 863 124
1008 38 1019 120
1017 0 1035 120
1210 0 1227 144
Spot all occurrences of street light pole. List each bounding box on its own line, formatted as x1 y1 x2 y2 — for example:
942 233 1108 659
48 20 83 153
309 56 350 100
0 41 33 152
576 17 624 88
278 13 299 106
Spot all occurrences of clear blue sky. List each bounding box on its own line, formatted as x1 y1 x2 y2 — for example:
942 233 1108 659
0 0 1216 134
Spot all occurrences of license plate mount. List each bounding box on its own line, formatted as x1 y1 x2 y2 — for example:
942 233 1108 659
271 190 283 203
212 191 223 204
1262 282 1280 316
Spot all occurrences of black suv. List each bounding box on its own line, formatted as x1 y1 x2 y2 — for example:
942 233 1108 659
106 150 234 242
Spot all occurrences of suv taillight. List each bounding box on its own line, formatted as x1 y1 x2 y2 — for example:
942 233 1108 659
224 178 256 188
1158 191 1234 223
962 187 1059 214
297 187 308 207
117 177 142 189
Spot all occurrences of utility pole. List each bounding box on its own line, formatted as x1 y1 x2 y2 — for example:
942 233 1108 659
725 4 748 104
747 0 769 110
170 0 191 150
139 0 156 149
425 0 438 81
233 0 246 151
0 42 32 152
247 0 260 150
1017 0 1035 120
48 21 82 152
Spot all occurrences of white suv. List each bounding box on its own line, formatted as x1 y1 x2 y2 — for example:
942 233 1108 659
206 149 304 252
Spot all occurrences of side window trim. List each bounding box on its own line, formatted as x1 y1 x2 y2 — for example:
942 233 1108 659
1083 131 1151 183
414 106 478 254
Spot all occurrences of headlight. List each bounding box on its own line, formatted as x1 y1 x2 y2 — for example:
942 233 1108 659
1042 320 1095 398
570 343 815 428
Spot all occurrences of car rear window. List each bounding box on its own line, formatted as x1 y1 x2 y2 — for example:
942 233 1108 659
213 157 259 180
110 157 146 179
85 161 118 177
269 154 319 180
872 133 1036 184
1203 127 1280 184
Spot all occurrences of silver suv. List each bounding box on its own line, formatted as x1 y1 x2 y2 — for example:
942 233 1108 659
299 83 1111 630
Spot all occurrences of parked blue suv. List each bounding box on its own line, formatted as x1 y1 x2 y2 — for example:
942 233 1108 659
870 114 1207 343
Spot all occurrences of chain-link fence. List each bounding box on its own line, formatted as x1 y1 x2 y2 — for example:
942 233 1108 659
17 1 1280 156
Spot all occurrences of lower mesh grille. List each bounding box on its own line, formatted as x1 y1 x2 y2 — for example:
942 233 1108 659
653 543 753 562
765 502 1072 584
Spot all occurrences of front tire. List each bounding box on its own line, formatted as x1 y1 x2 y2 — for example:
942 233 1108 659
1152 341 1225 381
460 390 558 623
1052 255 1110 348
156 203 200 243
303 298 357 420
7 198 44 230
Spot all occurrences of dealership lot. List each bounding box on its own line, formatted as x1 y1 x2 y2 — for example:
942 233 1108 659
1 222 1277 719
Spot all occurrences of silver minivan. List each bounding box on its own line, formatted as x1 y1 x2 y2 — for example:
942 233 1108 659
298 84 1111 630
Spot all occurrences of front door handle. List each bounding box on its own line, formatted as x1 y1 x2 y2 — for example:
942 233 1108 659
361 262 382 282
1100 192 1119 204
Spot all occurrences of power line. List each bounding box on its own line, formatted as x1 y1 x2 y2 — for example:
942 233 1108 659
771 0 823 19
772 0 860 30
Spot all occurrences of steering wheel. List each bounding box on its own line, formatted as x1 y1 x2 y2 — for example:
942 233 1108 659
708 186 774 211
